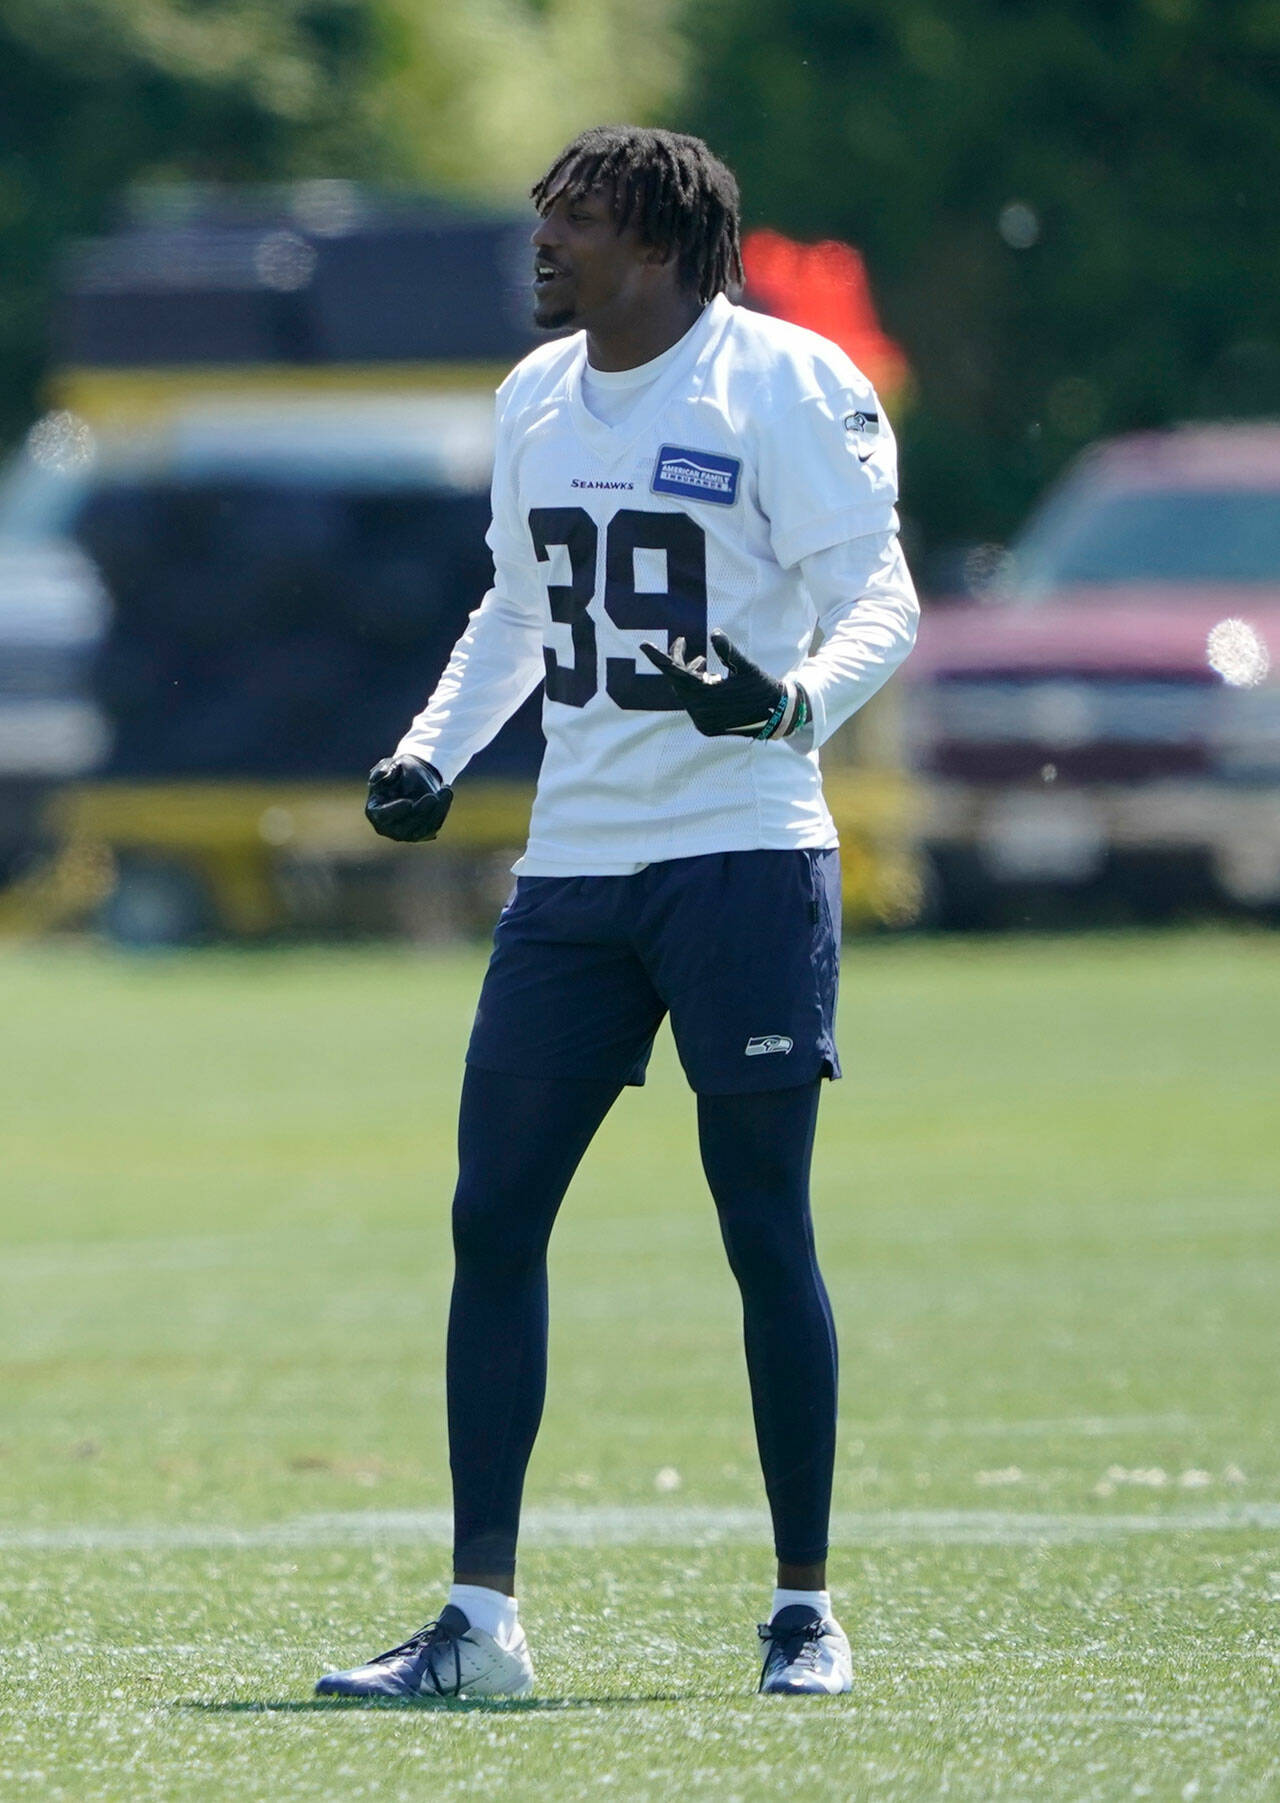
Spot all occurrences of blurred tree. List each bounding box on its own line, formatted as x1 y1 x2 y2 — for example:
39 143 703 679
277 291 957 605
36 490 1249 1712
678 0 1280 557
0 0 682 449
0 0 397 443
374 1 682 199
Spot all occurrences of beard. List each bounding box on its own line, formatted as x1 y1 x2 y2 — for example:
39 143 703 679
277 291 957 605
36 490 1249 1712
533 290 578 332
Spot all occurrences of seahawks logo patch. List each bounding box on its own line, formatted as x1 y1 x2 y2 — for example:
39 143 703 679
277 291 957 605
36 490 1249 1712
842 409 880 462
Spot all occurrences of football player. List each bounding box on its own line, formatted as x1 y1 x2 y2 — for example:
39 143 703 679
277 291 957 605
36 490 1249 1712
317 126 918 1702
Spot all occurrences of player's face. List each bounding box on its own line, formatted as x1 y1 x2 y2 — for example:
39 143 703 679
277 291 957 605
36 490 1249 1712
531 184 658 331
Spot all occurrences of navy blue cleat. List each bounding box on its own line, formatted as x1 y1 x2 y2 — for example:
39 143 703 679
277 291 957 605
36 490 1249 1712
315 1605 534 1700
757 1604 853 1695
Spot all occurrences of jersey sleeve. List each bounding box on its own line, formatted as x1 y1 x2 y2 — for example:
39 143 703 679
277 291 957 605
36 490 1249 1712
784 530 920 749
394 391 545 784
753 358 900 570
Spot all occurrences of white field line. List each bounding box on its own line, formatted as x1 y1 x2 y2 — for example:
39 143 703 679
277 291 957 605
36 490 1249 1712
2 1503 1280 1553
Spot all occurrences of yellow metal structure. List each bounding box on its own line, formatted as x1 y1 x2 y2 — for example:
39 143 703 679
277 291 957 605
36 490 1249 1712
52 362 512 433
4 690 924 938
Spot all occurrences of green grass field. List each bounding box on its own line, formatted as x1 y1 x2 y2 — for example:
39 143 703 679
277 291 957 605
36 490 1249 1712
2 929 1278 1801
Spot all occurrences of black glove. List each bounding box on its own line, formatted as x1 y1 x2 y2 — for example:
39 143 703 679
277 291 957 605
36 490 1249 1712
365 754 453 842
640 628 810 740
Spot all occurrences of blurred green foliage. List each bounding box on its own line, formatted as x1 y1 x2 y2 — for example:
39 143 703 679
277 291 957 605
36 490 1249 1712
0 0 393 443
677 0 1280 551
371 2 680 200
0 0 679 448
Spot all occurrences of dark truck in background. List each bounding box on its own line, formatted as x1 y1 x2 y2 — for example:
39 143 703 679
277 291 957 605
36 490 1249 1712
905 426 1280 925
0 396 560 944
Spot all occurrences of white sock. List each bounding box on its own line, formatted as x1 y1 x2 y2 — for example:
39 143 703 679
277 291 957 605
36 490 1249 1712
771 1587 831 1622
448 1583 519 1646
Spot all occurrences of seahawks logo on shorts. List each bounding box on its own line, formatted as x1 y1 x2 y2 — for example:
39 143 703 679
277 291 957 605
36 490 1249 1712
842 409 879 462
745 1034 794 1056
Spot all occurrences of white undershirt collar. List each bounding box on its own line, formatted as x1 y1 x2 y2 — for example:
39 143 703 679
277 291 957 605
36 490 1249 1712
580 309 708 425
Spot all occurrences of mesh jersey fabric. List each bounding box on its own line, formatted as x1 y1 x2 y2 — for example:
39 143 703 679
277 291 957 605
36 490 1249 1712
396 293 918 874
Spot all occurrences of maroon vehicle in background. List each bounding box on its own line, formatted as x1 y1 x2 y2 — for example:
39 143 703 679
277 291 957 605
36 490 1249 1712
904 426 1280 925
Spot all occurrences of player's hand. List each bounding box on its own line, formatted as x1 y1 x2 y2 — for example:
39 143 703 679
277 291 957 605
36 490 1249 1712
365 754 453 842
640 629 810 740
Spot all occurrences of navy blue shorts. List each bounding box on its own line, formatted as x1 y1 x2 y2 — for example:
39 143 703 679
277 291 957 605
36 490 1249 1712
466 849 842 1096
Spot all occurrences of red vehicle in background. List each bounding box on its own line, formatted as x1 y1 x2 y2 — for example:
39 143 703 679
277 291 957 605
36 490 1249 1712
904 426 1280 924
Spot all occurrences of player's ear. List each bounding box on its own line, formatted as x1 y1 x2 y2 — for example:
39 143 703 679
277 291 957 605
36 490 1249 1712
640 236 677 270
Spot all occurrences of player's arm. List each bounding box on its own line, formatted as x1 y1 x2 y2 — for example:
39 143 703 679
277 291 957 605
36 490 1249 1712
642 362 918 744
740 362 918 747
639 530 917 746
780 529 919 748
367 397 545 843
365 562 545 840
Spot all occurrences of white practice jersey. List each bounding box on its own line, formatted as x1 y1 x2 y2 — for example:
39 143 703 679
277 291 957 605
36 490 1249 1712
397 293 919 873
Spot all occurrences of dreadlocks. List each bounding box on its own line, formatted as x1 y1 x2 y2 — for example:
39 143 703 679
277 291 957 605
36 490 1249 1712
530 126 743 305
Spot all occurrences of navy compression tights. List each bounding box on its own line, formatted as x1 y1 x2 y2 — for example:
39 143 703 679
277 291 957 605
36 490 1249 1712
447 1066 837 1575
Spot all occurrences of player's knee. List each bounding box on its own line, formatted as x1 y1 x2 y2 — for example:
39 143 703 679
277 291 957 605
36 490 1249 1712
451 1176 547 1277
704 1153 800 1217
718 1203 814 1299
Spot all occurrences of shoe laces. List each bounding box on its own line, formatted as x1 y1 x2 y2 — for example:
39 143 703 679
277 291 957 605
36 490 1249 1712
371 1613 469 1695
757 1616 829 1670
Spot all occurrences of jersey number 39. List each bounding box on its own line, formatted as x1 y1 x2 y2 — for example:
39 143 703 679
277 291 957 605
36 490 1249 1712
528 506 707 711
